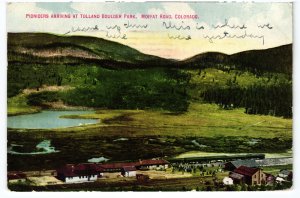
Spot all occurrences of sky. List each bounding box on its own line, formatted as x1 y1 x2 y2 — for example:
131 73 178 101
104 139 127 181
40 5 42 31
7 2 293 59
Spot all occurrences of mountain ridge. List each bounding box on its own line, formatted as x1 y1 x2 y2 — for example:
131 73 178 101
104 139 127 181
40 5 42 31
178 44 292 74
8 32 292 74
8 32 174 68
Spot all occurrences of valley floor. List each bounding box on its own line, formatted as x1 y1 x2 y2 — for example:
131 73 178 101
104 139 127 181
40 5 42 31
7 102 292 171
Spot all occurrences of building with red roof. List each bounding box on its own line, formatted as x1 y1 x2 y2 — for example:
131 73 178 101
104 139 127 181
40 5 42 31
229 166 266 185
137 159 169 169
121 166 137 177
96 158 170 172
8 171 27 183
96 161 139 172
56 158 170 183
56 163 98 183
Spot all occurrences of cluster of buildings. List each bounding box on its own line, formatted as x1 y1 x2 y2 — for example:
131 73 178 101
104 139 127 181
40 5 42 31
225 166 268 186
223 166 292 186
222 157 293 186
56 158 169 183
8 155 293 188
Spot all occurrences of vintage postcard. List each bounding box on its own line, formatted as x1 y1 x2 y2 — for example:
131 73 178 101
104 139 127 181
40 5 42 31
7 1 293 191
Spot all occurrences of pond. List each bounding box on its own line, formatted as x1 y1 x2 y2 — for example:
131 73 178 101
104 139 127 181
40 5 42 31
7 110 99 129
8 140 60 155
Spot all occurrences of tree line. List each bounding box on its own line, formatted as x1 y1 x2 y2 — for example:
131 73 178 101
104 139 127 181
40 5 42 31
202 82 292 118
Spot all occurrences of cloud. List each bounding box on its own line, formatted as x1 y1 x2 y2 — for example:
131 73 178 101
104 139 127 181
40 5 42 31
7 3 51 32
244 3 292 45
6 2 293 59
36 2 78 13
161 2 197 16
70 2 121 14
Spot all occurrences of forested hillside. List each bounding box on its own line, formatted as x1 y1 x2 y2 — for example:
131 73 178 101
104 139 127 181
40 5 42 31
179 44 292 75
7 33 292 117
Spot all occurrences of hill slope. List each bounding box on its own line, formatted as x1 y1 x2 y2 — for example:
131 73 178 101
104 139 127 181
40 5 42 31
8 33 292 74
7 33 292 117
179 44 292 75
8 32 173 68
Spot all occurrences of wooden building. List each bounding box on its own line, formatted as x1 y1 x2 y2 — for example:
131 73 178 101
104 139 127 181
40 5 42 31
56 164 98 183
229 166 266 185
121 166 137 177
8 171 27 183
56 158 170 183
137 159 169 170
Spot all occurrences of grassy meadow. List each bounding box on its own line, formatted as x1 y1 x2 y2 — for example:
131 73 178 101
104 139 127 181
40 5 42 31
8 94 41 116
55 102 291 139
8 101 292 171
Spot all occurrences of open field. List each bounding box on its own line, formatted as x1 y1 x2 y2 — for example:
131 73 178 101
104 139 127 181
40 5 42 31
8 102 292 171
8 94 41 116
24 102 291 139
